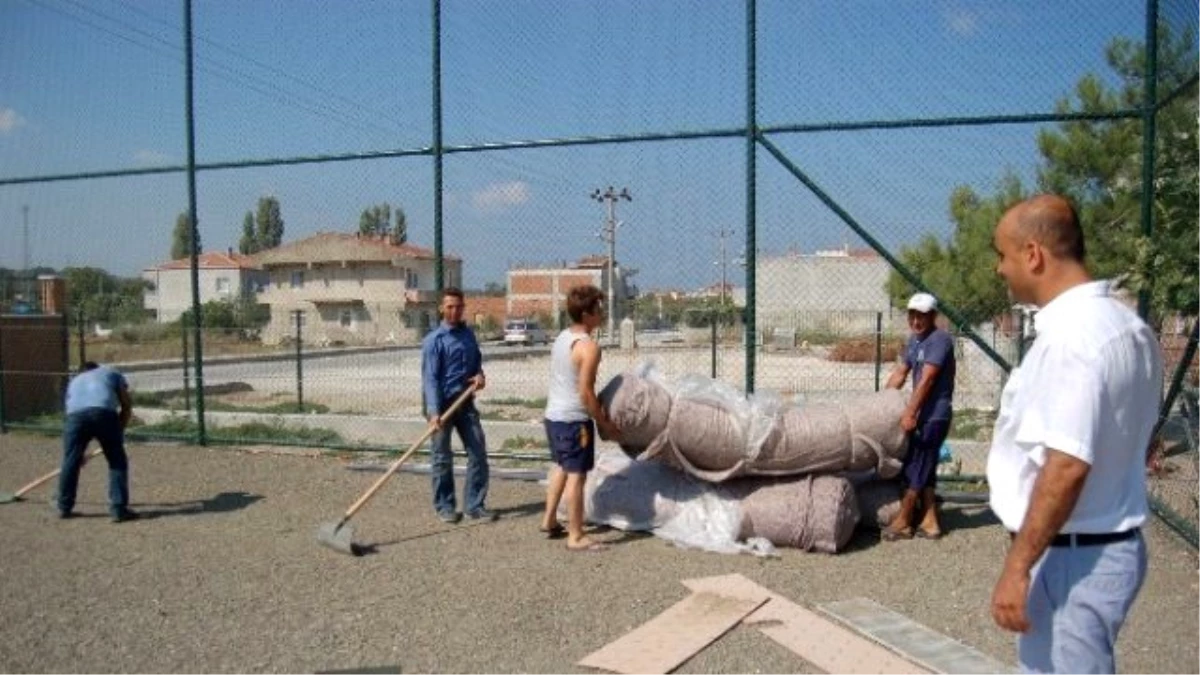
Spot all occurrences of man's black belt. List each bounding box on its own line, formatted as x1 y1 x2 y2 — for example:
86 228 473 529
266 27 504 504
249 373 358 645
1009 528 1139 547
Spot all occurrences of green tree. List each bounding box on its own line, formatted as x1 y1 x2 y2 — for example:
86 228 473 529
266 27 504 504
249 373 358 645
391 206 408 245
255 196 284 250
170 212 198 260
887 27 1198 324
238 211 258 254
359 203 391 238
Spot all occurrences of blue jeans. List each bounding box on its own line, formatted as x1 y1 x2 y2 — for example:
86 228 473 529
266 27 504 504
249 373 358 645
57 408 129 515
429 405 488 515
1019 531 1147 673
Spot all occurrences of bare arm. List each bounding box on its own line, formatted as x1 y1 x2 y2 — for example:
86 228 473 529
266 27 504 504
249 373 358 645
884 363 910 390
574 339 620 441
991 449 1090 632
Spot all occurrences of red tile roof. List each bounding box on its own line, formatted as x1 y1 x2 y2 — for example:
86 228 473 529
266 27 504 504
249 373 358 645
146 251 258 271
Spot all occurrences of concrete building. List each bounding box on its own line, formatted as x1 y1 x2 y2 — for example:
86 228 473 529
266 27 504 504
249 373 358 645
253 232 462 346
142 250 266 323
753 246 894 336
506 255 635 330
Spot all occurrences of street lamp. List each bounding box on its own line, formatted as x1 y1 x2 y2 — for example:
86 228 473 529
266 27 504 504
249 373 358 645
590 186 632 340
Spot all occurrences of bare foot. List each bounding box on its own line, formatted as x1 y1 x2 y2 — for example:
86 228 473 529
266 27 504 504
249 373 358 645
566 538 608 553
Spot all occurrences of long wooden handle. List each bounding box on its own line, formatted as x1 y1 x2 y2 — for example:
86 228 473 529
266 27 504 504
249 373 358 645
15 446 104 497
340 383 478 521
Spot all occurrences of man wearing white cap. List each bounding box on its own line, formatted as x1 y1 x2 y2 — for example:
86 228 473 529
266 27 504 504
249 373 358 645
883 291 957 540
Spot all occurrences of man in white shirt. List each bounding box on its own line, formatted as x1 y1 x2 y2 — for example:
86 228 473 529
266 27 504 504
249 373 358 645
987 195 1162 673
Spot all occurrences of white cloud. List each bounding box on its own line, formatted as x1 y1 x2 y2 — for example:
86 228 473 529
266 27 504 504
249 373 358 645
471 181 530 211
0 107 27 133
133 149 173 165
943 8 978 37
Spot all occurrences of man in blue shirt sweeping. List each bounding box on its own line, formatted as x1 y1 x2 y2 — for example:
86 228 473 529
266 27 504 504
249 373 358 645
58 361 139 522
421 287 494 524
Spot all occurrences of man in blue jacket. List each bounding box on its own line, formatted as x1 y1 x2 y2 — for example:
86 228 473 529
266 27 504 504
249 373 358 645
58 361 139 522
421 287 493 523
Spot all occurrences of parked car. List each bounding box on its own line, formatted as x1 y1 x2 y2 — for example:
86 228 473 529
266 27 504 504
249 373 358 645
503 318 549 346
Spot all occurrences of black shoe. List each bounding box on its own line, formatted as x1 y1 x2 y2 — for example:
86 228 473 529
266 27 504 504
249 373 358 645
466 508 498 522
437 510 461 524
111 509 141 523
58 510 74 520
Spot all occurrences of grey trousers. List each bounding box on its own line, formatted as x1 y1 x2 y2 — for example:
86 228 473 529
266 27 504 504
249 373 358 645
1018 531 1147 674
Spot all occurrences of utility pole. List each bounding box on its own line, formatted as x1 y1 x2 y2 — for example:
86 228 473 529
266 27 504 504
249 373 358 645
713 227 734 306
590 186 631 340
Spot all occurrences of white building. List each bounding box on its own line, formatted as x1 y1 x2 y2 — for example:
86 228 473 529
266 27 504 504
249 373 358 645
253 232 462 346
142 250 266 323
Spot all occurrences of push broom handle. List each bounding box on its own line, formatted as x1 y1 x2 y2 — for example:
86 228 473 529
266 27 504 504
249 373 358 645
339 383 478 521
14 446 104 498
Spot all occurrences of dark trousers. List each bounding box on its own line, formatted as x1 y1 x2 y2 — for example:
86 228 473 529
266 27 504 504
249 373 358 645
57 408 129 515
902 417 951 490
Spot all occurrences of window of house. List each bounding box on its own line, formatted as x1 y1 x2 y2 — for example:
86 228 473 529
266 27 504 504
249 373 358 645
406 270 418 289
290 271 304 288
340 309 353 328
358 267 365 287
215 277 231 295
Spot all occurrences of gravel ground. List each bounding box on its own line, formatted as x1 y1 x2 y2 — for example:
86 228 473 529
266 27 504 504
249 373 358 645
1 433 1196 674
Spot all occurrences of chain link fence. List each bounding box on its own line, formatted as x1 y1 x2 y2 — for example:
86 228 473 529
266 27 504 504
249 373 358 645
1 1 1196 540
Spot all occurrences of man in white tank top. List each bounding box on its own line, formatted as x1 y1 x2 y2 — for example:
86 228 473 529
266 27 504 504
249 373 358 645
539 285 622 552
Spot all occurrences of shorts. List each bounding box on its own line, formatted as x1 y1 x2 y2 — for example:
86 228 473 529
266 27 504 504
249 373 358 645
544 419 595 474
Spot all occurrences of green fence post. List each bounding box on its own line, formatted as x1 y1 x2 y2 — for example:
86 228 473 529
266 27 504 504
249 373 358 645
182 0 206 446
294 310 304 412
181 327 190 412
743 0 758 394
1137 0 1159 320
1017 312 1026 365
874 311 883 392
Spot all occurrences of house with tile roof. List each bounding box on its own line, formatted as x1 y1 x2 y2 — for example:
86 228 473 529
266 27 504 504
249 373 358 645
253 232 463 346
142 249 265 323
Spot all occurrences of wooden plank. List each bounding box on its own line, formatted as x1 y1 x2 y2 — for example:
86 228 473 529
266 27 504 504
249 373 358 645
577 590 768 674
819 597 1012 675
682 574 929 675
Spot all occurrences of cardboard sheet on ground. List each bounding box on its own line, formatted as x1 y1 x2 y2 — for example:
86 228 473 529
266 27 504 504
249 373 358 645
576 590 768 674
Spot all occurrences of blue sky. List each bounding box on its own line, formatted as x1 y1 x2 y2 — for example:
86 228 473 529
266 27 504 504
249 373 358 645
0 0 1166 291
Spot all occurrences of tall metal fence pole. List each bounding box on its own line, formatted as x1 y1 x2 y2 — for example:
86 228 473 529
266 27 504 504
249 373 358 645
293 310 304 412
874 311 883 392
182 0 206 445
743 0 758 394
181 326 190 412
1017 312 1026 364
1137 0 1159 320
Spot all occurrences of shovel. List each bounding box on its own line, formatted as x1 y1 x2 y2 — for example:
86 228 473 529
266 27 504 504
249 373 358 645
317 384 477 556
1 446 104 504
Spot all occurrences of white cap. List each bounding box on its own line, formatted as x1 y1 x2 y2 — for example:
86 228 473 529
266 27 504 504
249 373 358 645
907 292 938 313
